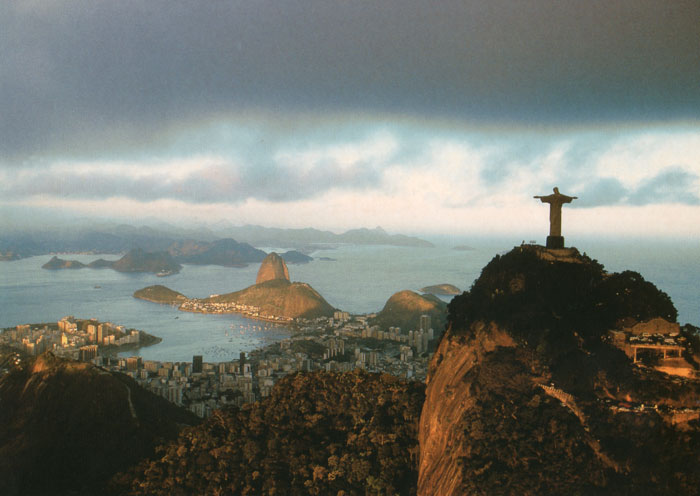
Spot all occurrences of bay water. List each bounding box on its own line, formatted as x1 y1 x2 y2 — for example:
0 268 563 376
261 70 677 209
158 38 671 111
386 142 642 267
0 238 697 362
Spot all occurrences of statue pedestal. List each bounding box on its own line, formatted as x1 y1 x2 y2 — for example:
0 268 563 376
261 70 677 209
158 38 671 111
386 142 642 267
546 236 565 249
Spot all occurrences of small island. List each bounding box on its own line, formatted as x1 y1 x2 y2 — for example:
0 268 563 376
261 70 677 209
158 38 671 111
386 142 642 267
133 285 188 305
420 283 462 296
42 256 87 270
41 248 182 276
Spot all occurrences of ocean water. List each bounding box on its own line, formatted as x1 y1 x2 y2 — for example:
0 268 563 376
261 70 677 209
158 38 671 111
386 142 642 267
0 238 697 362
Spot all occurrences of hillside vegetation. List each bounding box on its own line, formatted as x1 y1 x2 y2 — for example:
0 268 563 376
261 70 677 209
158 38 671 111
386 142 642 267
114 371 425 495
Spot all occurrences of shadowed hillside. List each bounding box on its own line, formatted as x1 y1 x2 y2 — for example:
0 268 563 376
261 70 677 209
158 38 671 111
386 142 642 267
0 353 199 496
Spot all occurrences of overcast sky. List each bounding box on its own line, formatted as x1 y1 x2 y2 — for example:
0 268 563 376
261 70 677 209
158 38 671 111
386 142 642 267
1 0 699 237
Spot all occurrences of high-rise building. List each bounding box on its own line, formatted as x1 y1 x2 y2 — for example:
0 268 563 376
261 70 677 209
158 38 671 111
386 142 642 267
192 355 203 373
239 352 246 375
126 356 142 371
79 345 98 362
420 314 431 332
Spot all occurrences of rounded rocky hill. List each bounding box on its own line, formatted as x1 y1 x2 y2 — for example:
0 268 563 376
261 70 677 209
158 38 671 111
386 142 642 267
373 290 447 332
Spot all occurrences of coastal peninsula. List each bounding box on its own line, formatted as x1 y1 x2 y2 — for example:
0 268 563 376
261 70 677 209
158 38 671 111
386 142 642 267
134 252 335 321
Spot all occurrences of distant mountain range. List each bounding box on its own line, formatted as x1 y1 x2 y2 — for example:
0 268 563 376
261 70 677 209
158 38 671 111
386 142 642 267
215 224 434 249
0 223 433 261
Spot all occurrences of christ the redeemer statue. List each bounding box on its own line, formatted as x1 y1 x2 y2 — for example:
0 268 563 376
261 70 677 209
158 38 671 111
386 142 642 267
534 187 577 249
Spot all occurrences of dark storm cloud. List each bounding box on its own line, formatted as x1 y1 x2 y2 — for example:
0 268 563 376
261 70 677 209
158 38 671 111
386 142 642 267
570 178 629 207
627 168 700 206
566 168 700 207
1 0 698 159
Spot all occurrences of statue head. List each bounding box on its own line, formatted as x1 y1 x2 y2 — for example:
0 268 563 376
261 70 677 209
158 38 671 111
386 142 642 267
553 187 560 194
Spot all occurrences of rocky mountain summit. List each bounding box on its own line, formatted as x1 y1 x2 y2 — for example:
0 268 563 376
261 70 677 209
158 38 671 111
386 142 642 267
256 252 291 284
418 245 700 495
206 251 335 320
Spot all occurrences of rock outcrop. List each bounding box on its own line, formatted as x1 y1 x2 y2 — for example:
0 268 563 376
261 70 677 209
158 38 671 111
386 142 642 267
418 245 700 495
256 252 290 284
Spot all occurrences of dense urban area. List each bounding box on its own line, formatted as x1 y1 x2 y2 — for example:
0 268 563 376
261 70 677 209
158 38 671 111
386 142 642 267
1 312 436 418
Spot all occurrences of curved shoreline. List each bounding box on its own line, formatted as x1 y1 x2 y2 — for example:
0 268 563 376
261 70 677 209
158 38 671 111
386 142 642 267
178 305 295 324
134 294 295 325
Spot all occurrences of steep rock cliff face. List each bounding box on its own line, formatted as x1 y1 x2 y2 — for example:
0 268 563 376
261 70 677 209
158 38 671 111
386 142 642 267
256 252 290 284
418 246 700 495
418 322 515 494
